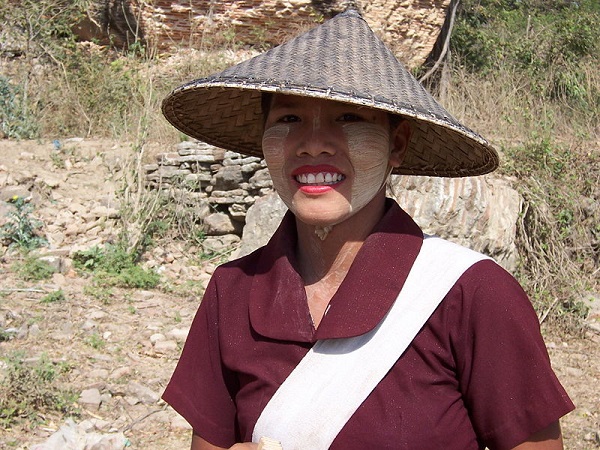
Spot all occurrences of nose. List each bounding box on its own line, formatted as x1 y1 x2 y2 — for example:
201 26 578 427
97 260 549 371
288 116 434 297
296 121 336 157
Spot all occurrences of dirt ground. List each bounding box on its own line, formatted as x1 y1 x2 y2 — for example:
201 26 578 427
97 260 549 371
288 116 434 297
0 139 598 449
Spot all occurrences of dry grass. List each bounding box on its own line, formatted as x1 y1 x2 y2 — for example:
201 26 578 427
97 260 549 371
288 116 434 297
439 59 599 332
442 61 599 146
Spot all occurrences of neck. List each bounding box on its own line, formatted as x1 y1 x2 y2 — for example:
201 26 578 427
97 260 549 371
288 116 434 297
295 193 387 285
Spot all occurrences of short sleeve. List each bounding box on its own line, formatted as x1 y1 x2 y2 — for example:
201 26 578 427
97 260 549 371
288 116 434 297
162 276 239 447
452 260 574 450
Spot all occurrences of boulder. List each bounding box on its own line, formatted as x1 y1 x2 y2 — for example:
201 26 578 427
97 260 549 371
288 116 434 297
213 165 244 191
79 388 102 411
126 381 160 405
389 175 521 271
29 418 127 450
235 192 288 258
204 212 242 236
237 177 522 271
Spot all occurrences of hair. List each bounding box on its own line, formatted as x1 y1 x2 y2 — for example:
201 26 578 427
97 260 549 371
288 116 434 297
261 92 273 124
388 113 404 131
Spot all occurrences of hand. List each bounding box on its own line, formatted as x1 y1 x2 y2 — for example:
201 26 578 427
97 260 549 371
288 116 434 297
191 433 276 450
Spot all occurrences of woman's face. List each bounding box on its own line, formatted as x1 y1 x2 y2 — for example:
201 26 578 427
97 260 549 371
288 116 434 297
262 94 409 228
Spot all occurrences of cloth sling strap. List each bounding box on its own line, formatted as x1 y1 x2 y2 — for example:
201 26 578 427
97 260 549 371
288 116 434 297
252 236 491 449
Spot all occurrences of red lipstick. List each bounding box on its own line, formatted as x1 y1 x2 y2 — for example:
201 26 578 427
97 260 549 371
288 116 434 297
292 165 345 195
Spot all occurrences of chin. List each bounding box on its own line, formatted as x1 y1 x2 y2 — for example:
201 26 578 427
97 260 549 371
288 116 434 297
292 206 352 228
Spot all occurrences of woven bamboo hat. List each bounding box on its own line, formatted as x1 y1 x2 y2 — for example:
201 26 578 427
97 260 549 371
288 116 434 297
162 9 499 177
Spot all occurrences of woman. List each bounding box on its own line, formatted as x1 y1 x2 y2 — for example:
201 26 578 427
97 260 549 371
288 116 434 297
161 9 574 450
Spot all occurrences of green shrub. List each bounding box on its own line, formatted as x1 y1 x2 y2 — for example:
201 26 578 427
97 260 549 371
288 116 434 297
14 256 55 281
502 135 599 327
72 245 107 272
114 265 160 288
0 76 39 139
1 196 47 251
0 352 77 426
84 333 105 350
74 244 160 290
41 289 65 303
83 284 114 303
0 328 12 342
452 0 599 110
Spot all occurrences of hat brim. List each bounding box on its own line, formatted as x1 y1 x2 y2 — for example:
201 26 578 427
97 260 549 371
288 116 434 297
163 80 498 177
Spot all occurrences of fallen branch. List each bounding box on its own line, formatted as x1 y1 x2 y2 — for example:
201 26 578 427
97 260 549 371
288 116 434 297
539 298 560 325
121 406 167 433
0 287 48 293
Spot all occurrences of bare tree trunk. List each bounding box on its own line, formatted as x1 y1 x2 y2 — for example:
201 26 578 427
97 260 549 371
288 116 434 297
420 0 460 91
74 0 145 50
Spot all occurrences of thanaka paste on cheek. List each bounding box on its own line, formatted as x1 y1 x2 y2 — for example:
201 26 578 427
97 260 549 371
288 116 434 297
343 122 392 213
262 123 294 207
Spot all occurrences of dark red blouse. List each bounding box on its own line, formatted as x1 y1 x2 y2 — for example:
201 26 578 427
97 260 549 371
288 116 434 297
163 200 574 450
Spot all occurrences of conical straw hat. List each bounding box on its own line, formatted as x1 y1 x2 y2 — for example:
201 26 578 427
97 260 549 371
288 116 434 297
162 9 498 177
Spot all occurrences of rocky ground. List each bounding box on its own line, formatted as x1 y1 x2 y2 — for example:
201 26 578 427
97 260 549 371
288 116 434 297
0 139 599 449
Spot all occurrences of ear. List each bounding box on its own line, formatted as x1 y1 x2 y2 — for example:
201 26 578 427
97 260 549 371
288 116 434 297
389 120 412 168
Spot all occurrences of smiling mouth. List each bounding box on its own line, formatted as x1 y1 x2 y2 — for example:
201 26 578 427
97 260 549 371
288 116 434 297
295 172 345 185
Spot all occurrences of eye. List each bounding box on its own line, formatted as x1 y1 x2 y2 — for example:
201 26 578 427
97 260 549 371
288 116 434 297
278 114 301 123
337 113 365 122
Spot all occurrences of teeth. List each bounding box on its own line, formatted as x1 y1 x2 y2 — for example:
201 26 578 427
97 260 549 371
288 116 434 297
295 172 344 185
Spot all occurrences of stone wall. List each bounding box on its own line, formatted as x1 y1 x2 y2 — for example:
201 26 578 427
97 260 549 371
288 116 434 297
88 0 451 69
144 140 272 236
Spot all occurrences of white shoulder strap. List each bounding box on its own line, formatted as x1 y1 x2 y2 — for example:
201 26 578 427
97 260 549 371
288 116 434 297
252 236 490 449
